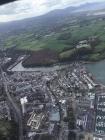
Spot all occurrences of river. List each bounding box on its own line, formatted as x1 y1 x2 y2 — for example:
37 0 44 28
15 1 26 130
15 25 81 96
10 60 105 84
86 60 105 85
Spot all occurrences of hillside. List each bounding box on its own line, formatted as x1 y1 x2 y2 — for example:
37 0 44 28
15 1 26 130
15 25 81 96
1 2 105 66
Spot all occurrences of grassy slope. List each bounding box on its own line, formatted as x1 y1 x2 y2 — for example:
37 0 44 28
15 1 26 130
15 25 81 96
4 33 69 52
3 16 105 62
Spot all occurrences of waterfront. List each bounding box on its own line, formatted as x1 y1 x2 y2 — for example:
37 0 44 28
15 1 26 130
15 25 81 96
9 61 69 72
86 60 105 84
4 58 103 140
9 59 105 85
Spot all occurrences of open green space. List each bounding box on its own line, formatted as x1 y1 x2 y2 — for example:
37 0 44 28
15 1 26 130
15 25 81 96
3 14 105 62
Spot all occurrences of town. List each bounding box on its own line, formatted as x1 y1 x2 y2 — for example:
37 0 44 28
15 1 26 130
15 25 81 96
1 0 105 140
0 56 104 140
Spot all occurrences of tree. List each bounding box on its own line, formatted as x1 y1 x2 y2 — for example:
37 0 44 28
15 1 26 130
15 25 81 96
79 134 85 140
68 131 76 140
0 120 18 140
67 106 76 130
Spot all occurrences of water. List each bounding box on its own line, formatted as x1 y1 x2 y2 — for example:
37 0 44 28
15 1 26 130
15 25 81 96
10 59 105 84
86 60 105 85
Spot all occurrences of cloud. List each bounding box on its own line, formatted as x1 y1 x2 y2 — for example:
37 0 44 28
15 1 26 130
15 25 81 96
0 3 17 15
43 0 62 7
0 0 105 22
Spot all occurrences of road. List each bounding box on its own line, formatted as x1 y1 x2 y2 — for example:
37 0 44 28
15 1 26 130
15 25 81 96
1 70 24 140
47 80 68 140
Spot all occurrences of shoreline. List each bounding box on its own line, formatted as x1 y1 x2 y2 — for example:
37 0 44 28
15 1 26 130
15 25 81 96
8 58 105 87
7 58 105 89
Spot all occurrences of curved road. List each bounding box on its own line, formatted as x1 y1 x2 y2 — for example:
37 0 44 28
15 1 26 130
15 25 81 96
46 80 68 140
1 71 24 140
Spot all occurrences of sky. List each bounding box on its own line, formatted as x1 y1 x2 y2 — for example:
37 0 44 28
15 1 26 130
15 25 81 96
0 0 105 22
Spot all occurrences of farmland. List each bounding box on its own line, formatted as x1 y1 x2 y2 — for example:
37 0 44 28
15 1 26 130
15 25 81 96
1 8 105 66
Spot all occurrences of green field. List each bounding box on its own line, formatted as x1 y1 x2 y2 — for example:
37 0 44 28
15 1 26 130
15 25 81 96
3 14 105 62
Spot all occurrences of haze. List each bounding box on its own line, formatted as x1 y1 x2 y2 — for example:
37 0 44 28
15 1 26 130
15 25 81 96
0 0 105 22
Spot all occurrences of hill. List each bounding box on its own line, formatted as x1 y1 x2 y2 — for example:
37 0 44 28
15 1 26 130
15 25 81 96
1 2 105 66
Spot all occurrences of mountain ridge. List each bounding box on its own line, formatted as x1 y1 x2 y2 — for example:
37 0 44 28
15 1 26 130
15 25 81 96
0 1 105 33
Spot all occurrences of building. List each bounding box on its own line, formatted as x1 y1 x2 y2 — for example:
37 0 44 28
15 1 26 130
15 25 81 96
20 96 28 114
27 112 45 131
49 106 60 122
93 134 104 140
76 40 90 49
95 93 105 135
0 101 11 120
